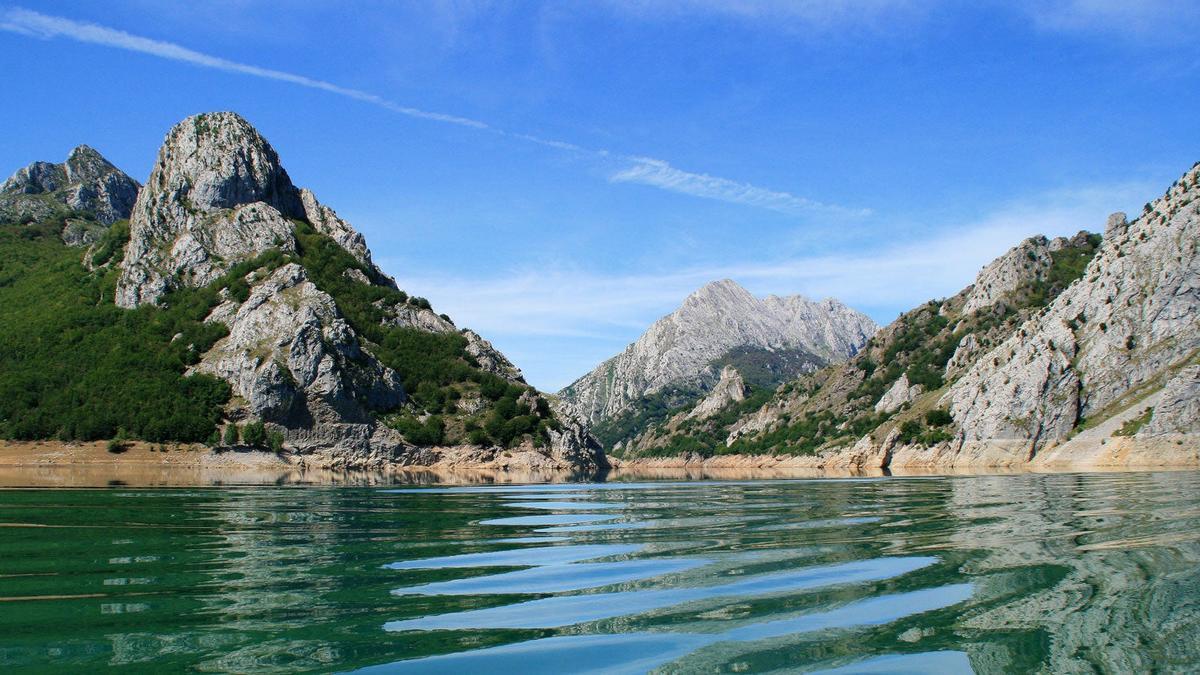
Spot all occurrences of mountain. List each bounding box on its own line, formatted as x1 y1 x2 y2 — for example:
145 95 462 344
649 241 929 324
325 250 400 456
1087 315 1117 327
632 162 1200 468
0 144 140 244
0 112 602 474
558 279 878 450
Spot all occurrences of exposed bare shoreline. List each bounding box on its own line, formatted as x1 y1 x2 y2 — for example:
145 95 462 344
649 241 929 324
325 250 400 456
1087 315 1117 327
1 437 1196 487
612 434 1200 475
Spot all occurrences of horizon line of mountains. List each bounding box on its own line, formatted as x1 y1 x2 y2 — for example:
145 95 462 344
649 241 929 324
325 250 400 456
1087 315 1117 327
1 111 1196 473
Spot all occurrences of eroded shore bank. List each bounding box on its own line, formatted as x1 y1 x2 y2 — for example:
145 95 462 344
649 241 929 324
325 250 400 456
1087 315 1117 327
611 434 1200 476
2 437 1197 487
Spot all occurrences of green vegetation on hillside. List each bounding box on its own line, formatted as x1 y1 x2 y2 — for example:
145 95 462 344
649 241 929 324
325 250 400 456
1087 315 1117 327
648 232 1105 457
0 218 235 442
289 220 559 448
0 210 558 449
713 345 825 389
592 386 700 451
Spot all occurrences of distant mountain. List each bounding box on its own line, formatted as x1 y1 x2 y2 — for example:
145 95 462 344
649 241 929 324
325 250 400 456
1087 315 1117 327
558 279 877 450
633 162 1200 468
0 144 140 243
0 112 602 473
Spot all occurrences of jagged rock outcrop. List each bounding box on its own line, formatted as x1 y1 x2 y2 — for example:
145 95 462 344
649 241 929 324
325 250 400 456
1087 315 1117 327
463 329 525 382
874 373 923 414
1140 366 1200 436
90 111 599 471
116 113 307 307
115 112 394 308
688 366 748 420
191 263 404 436
946 163 1200 448
560 279 876 426
300 188 392 284
381 302 457 333
0 145 140 240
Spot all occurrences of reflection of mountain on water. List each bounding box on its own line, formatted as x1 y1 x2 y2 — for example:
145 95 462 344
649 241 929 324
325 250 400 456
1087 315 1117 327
2 472 1198 672
946 473 1200 673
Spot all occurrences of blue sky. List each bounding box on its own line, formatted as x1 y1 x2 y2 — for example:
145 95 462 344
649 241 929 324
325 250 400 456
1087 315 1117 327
2 1 1198 391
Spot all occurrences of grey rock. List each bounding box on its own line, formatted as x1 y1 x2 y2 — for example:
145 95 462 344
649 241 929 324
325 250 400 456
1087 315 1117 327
463 329 525 382
61 219 107 247
688 366 748 420
874 373 924 414
191 263 405 442
946 163 1200 447
1142 366 1200 435
547 416 607 474
116 113 307 307
300 188 392 284
116 112 396 307
380 302 456 334
560 279 876 425
344 268 371 285
961 231 1094 316
1104 211 1129 239
944 333 981 380
0 145 139 228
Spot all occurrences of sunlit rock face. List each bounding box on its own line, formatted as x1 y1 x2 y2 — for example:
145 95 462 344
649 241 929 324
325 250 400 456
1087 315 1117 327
946 163 1200 444
115 112 393 308
560 279 877 427
0 144 140 243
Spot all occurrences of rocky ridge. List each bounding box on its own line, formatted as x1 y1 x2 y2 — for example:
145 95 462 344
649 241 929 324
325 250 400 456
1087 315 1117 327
559 279 877 445
1 112 603 475
0 145 140 244
634 163 1197 468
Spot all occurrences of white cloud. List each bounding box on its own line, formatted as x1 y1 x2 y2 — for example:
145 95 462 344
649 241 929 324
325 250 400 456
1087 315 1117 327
390 180 1152 390
1017 0 1200 35
611 157 870 217
601 0 919 28
0 7 490 129
0 6 850 219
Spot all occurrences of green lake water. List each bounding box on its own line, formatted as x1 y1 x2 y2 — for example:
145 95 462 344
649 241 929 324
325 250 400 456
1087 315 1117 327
1 471 1198 673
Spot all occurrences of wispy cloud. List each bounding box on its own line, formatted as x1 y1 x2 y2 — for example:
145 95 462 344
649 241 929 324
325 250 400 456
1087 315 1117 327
0 7 489 129
599 0 920 29
0 6 851 218
612 157 870 217
393 180 1152 390
1016 0 1200 36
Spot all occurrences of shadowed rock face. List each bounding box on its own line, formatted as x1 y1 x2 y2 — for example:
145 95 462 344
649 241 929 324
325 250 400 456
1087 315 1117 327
190 262 405 430
560 279 877 427
0 144 140 231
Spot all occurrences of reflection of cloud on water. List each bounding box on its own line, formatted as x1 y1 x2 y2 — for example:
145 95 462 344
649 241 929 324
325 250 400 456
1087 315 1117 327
362 585 973 673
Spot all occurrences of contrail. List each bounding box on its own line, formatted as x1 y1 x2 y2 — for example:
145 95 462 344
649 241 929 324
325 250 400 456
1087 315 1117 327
0 6 864 218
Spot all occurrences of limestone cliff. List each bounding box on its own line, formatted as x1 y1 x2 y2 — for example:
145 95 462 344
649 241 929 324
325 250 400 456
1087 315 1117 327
0 112 603 474
559 279 876 448
945 168 1200 451
0 144 140 244
642 162 1198 467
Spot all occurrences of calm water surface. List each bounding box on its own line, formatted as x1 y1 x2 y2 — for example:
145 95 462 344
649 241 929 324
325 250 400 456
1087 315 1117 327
1 471 1198 673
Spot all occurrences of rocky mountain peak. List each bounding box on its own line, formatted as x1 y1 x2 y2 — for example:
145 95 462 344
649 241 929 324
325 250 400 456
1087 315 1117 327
154 112 304 216
559 278 877 432
116 112 386 307
0 144 140 229
685 278 756 306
